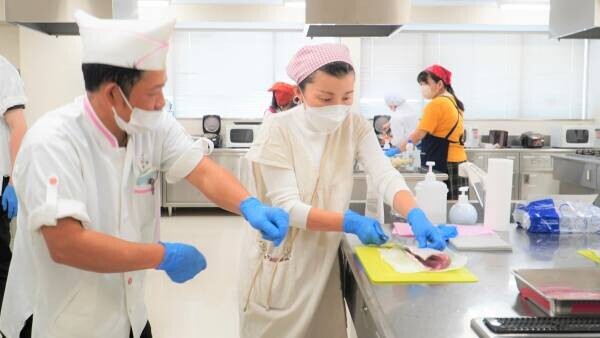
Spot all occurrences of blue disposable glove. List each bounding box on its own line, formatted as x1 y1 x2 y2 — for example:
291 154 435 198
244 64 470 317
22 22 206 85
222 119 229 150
156 242 207 284
343 210 389 245
407 208 446 250
1 184 18 220
240 197 289 247
437 224 458 241
384 147 400 157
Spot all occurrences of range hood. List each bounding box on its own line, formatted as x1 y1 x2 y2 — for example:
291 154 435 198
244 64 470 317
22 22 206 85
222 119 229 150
5 0 137 36
550 0 600 39
305 0 411 38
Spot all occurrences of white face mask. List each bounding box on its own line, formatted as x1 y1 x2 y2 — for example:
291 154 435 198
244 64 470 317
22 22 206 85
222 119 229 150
301 95 351 134
303 103 351 134
112 87 164 135
420 85 433 100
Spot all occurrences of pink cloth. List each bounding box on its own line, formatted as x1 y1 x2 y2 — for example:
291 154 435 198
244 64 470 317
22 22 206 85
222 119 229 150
392 223 494 237
286 43 354 84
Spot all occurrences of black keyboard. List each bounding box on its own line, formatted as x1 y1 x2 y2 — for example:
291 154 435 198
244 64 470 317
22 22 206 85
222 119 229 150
484 317 600 334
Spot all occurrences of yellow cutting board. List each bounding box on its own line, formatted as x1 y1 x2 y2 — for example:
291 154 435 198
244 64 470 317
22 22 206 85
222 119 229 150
355 246 478 285
578 249 600 264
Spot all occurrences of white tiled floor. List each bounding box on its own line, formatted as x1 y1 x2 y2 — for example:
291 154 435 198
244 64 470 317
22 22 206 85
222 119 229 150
145 209 358 338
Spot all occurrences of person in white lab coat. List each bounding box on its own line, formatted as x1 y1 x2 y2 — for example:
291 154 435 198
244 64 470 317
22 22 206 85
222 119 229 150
383 92 419 150
0 11 288 338
0 55 27 314
238 43 446 338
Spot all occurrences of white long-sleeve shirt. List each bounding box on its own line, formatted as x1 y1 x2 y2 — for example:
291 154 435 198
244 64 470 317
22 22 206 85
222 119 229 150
390 105 419 148
260 120 409 229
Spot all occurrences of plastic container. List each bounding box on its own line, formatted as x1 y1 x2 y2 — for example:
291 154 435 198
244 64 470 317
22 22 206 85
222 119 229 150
402 140 419 171
513 198 600 233
415 161 448 224
405 140 414 153
449 187 478 225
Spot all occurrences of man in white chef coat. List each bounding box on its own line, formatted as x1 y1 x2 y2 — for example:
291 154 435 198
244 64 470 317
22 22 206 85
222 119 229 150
0 11 288 338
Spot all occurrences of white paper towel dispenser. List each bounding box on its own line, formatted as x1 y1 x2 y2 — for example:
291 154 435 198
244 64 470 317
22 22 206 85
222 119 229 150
459 159 514 231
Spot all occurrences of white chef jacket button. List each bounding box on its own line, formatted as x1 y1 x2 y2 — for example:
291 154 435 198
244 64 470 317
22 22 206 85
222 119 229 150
128 277 133 285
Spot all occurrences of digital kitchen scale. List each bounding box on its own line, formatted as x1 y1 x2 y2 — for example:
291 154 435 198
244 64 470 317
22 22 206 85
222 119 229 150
513 268 600 317
471 317 600 338
471 269 600 337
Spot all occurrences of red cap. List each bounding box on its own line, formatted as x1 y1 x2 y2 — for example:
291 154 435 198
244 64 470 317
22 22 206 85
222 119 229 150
268 82 296 108
425 64 452 86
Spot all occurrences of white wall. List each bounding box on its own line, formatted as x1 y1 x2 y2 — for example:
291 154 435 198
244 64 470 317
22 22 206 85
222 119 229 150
18 27 84 124
462 39 600 136
0 0 5 22
589 40 600 121
2 1 598 136
8 3 305 125
0 24 19 68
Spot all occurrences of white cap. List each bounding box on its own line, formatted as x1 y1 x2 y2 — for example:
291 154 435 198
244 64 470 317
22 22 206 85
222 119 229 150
384 92 406 107
75 10 175 71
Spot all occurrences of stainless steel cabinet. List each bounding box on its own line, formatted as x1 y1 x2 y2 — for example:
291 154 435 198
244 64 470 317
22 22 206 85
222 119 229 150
162 150 243 215
519 153 560 200
465 151 520 200
470 152 487 170
521 172 559 200
466 150 575 201
553 156 597 190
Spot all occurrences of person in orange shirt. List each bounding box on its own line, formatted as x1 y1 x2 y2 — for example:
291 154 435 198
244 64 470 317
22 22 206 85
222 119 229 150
401 65 467 199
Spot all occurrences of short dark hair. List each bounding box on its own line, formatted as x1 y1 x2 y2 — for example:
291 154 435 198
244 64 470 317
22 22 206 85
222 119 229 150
81 63 144 97
298 61 354 90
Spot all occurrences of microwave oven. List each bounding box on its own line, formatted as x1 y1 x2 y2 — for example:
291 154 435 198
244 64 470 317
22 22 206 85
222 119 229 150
551 126 600 148
224 123 262 148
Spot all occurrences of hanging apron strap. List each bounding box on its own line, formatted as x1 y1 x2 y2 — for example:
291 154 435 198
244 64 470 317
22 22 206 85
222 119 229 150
439 96 464 145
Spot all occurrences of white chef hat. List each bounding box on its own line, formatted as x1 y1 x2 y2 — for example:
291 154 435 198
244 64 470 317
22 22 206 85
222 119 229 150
75 10 175 71
384 92 406 107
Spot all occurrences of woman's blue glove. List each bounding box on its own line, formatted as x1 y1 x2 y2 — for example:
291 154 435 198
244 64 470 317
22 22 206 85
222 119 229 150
407 208 446 250
240 197 289 247
343 210 389 245
1 184 18 219
437 225 458 240
156 242 207 284
384 147 400 157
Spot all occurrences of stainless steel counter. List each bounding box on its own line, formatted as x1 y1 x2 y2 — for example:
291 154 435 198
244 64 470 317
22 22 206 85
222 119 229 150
341 228 600 338
467 148 576 153
553 153 600 165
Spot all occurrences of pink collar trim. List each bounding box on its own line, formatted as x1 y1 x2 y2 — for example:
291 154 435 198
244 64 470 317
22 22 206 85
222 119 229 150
83 95 118 148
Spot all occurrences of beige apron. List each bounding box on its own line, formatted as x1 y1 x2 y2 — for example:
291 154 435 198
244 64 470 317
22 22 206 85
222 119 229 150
239 110 371 338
